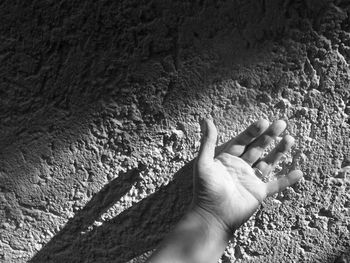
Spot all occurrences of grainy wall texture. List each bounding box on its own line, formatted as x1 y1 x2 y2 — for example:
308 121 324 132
0 0 349 262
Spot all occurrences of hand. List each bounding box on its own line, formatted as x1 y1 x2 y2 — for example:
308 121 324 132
191 119 303 235
147 119 303 263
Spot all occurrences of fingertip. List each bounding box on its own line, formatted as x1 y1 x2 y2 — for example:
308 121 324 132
256 119 270 133
266 119 287 137
284 134 294 142
200 118 213 129
287 169 303 183
204 118 214 128
203 118 217 140
246 119 269 138
200 119 207 135
198 118 217 163
275 119 287 130
281 134 295 151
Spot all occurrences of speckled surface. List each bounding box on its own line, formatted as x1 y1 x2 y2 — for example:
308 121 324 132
0 0 349 262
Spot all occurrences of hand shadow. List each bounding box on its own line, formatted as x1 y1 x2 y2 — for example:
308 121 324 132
29 160 195 263
332 248 350 263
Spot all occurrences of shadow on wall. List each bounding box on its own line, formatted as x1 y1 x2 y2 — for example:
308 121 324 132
28 139 230 262
29 161 195 263
0 0 339 262
333 251 350 263
29 149 350 263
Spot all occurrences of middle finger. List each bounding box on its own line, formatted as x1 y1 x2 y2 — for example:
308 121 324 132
240 120 287 165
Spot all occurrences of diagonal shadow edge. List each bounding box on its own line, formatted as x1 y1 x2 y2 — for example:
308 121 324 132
29 164 145 262
29 160 195 263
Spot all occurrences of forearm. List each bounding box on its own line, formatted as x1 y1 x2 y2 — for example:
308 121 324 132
146 207 231 263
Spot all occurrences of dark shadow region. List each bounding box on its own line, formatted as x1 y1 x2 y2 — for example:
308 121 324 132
30 161 195 263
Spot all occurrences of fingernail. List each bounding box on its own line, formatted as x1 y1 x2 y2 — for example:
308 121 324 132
200 119 208 137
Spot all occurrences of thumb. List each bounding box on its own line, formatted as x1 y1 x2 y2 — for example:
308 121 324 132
197 118 217 165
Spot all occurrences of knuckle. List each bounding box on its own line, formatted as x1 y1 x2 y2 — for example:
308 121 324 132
215 152 234 165
260 134 272 146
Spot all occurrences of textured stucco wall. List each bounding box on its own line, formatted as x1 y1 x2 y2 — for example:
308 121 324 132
0 0 350 262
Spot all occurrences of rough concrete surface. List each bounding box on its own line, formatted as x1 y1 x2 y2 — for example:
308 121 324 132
0 0 349 262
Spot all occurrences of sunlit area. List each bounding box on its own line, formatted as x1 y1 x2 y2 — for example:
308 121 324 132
0 0 349 262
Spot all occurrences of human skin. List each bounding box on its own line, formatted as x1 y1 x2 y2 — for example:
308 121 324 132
146 119 303 263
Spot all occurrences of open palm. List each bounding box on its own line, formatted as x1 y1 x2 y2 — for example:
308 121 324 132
192 119 303 233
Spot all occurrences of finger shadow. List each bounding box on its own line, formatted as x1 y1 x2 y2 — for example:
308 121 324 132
29 164 144 262
30 160 195 263
329 247 350 263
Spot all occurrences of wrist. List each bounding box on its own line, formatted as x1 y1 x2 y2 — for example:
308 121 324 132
187 205 233 242
172 207 231 263
148 206 231 263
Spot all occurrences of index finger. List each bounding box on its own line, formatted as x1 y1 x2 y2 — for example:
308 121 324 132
220 119 269 156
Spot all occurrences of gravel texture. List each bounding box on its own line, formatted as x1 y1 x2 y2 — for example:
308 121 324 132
0 0 349 262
